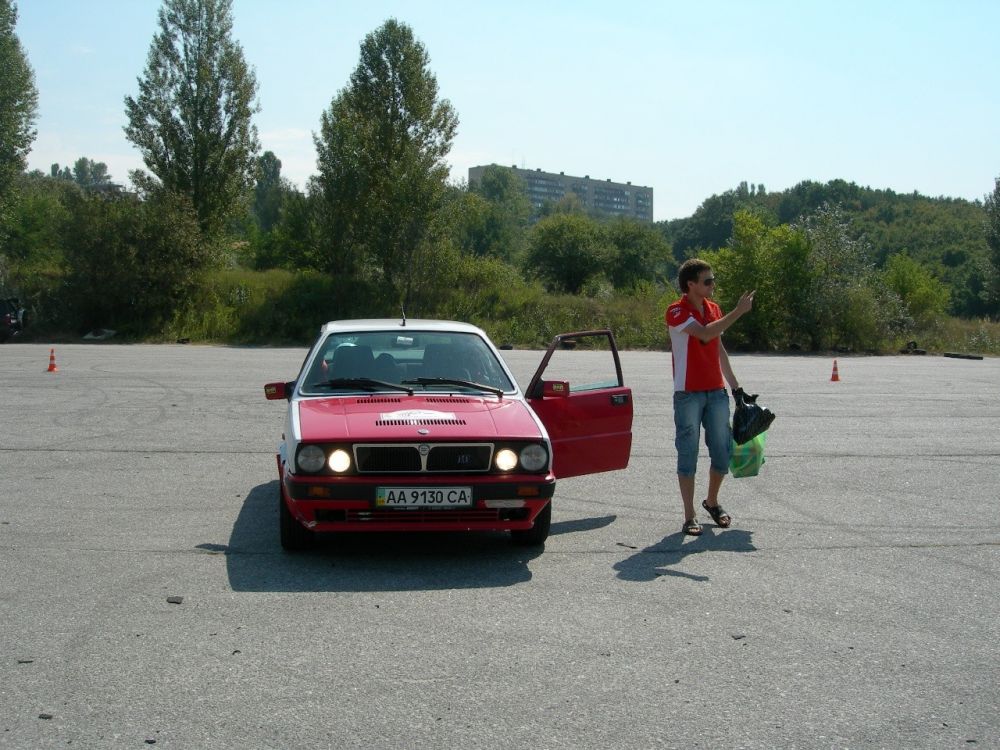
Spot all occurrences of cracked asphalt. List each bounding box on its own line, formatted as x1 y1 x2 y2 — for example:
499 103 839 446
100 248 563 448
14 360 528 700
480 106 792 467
1 342 997 749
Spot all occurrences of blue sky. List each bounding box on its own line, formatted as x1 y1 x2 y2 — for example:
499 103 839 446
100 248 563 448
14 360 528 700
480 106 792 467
15 0 1000 221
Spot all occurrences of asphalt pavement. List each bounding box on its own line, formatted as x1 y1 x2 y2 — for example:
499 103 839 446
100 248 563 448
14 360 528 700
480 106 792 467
1 342 997 749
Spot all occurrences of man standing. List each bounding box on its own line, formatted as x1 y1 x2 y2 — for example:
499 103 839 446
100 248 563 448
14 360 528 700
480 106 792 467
666 259 755 535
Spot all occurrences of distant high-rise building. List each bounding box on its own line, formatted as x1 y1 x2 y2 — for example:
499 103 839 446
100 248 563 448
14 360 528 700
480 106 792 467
468 164 654 222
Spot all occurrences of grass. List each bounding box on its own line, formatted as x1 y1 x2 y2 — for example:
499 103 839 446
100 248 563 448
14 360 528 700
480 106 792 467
903 317 1000 356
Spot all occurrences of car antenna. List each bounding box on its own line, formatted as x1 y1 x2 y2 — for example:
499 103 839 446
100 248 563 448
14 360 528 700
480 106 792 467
400 306 407 327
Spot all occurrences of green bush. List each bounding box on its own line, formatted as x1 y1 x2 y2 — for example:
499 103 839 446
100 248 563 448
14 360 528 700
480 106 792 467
164 268 393 344
60 191 207 335
883 253 950 328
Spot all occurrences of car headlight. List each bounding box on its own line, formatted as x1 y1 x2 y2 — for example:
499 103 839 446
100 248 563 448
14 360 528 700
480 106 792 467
328 449 351 473
297 445 326 473
519 444 548 472
494 448 518 471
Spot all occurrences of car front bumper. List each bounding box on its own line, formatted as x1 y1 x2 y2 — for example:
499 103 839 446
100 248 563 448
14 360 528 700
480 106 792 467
278 455 555 533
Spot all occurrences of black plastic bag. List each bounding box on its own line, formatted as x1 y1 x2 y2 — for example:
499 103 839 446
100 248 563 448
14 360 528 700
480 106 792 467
732 389 776 445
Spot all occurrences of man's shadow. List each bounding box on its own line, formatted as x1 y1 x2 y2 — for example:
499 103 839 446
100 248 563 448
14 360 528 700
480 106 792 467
613 527 756 582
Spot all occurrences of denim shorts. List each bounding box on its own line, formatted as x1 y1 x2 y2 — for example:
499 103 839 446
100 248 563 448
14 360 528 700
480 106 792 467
673 389 732 477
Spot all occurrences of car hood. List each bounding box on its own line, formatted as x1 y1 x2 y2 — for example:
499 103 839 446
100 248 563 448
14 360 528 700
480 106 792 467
296 395 543 442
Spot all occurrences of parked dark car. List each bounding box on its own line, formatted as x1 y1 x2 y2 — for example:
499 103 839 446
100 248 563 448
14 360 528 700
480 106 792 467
1 298 26 342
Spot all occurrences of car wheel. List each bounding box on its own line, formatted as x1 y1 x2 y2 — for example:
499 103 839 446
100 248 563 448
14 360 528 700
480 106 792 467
511 502 551 546
279 486 313 551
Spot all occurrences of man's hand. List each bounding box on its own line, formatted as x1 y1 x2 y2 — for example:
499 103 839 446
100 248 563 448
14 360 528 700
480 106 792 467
732 387 759 404
734 290 755 315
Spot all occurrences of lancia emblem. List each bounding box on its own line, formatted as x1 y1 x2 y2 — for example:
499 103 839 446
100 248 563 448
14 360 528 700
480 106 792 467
419 444 430 455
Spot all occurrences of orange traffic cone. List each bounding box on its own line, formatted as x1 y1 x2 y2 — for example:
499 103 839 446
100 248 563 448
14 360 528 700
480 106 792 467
46 348 59 373
830 359 840 382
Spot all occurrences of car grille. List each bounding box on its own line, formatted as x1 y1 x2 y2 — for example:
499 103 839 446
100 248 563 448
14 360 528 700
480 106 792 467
354 443 493 473
345 509 501 523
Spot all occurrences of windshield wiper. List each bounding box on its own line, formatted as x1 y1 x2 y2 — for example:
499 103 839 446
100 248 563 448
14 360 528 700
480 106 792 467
402 377 504 398
314 377 414 395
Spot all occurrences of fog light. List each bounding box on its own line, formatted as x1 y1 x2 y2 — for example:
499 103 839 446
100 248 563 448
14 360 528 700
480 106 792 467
328 449 351 473
495 448 518 471
485 499 526 509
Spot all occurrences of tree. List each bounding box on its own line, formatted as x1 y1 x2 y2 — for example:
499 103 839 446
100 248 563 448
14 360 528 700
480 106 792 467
61 191 207 333
798 205 907 350
124 0 259 237
605 218 673 290
253 150 284 233
985 177 1000 316
72 157 112 189
470 165 530 262
670 190 742 259
536 192 586 219
2 172 76 324
447 188 490 257
5 172 75 261
253 184 324 271
525 213 607 294
50 164 73 181
0 0 38 231
705 210 815 350
314 19 458 308
882 253 949 328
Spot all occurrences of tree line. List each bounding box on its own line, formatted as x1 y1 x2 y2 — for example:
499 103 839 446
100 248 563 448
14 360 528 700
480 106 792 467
1 0 998 351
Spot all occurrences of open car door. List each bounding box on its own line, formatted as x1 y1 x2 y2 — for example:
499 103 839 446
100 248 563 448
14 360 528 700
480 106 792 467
525 330 633 479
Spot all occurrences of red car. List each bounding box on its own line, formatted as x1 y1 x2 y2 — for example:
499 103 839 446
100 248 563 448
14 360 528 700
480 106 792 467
264 319 632 550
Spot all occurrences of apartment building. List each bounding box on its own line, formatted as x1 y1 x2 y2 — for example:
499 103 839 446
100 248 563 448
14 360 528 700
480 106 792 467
468 164 654 222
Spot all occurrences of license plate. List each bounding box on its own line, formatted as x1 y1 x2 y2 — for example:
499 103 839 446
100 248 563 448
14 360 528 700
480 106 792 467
375 486 473 508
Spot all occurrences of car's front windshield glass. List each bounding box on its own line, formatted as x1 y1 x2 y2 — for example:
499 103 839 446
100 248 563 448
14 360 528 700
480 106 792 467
300 330 515 395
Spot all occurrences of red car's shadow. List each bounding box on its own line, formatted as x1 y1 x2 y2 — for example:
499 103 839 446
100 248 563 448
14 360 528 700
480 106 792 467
206 481 613 592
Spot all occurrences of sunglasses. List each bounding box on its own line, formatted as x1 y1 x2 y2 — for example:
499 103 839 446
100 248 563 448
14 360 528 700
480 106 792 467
702 277 715 286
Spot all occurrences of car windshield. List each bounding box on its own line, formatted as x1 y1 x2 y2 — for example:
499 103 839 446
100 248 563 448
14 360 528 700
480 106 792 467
301 330 515 396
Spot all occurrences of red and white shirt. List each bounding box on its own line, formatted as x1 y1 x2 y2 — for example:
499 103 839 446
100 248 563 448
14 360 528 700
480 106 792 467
666 296 724 392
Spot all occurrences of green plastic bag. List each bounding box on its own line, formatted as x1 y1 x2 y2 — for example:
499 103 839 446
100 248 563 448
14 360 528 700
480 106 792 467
730 431 767 478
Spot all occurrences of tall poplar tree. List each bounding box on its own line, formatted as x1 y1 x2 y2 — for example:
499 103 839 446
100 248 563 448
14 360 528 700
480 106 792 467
986 177 1000 316
0 0 38 231
315 19 458 309
124 0 259 237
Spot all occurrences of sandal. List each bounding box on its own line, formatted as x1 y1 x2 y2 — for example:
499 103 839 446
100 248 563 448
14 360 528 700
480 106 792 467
702 500 732 528
682 518 703 536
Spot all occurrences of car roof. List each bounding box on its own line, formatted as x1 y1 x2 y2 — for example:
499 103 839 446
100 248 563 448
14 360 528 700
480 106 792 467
318 319 488 336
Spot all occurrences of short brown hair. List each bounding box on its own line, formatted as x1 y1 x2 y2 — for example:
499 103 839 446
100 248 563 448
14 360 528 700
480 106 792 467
678 258 712 293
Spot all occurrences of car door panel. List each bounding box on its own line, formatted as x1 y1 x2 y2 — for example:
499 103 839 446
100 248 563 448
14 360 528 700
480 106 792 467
525 330 633 479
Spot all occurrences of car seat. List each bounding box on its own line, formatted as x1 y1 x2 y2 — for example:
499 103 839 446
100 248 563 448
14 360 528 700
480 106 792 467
328 344 375 379
421 343 471 380
373 352 402 383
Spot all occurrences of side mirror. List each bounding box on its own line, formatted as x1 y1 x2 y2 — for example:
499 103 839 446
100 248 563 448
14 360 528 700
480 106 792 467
264 381 294 401
528 380 570 399
543 380 570 397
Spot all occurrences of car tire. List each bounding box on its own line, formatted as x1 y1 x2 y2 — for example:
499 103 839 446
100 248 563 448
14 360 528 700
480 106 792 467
511 502 551 546
279 486 314 551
